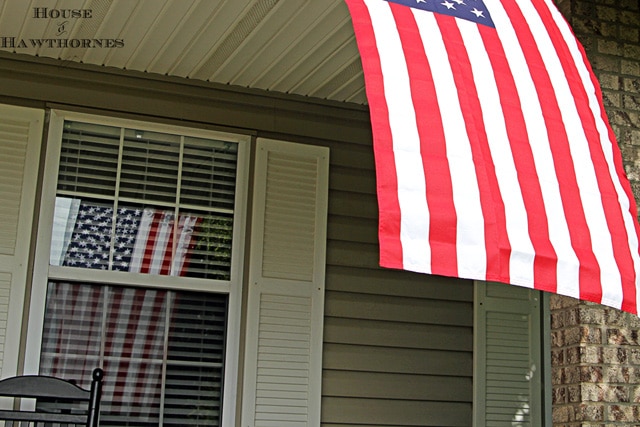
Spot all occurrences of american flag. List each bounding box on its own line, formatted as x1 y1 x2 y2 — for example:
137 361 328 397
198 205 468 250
49 200 200 419
63 201 199 275
345 0 640 313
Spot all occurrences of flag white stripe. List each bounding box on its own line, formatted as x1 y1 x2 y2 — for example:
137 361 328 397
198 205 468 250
129 209 154 273
149 213 172 274
518 0 623 305
457 20 536 286
544 0 640 309
490 1 581 296
414 12 486 278
365 0 432 272
173 215 198 275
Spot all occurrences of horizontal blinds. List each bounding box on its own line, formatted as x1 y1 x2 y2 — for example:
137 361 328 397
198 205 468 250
53 120 238 280
58 122 120 197
39 281 228 426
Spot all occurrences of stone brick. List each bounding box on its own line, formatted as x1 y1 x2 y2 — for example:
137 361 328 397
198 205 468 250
621 10 640 27
606 309 640 327
567 346 581 364
624 77 640 93
602 90 622 108
629 128 640 146
621 59 640 76
624 43 640 61
599 73 623 90
619 0 640 11
582 383 606 401
603 365 637 383
599 39 623 56
603 386 630 402
573 0 596 18
553 329 565 347
609 109 634 127
569 384 582 402
623 93 640 110
592 54 621 72
575 403 604 421
551 294 582 310
607 328 640 345
583 346 604 364
629 347 640 364
579 306 606 325
553 405 573 423
596 5 619 22
583 326 603 344
608 404 639 422
620 26 640 43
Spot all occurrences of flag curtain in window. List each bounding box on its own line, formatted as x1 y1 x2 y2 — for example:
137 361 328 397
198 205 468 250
40 282 228 426
51 198 200 276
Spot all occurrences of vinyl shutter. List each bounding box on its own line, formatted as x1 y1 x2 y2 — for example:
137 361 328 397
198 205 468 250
474 282 545 426
0 104 43 378
242 138 329 427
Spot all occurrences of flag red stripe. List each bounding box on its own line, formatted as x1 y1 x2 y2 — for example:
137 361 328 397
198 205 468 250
141 212 160 274
390 4 457 276
347 0 404 269
134 291 165 412
160 216 174 275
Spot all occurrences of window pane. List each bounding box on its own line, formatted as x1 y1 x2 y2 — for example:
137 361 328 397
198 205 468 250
119 130 180 204
181 137 238 211
52 121 239 281
57 121 120 197
51 198 233 279
40 282 228 427
183 211 233 280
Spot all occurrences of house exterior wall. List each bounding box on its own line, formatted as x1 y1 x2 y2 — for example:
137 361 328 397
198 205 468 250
552 0 640 425
0 53 476 426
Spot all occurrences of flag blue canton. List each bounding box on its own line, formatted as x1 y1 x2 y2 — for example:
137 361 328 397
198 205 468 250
385 0 495 27
63 202 142 271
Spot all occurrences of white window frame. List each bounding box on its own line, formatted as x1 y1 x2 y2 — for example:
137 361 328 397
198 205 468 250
24 109 251 427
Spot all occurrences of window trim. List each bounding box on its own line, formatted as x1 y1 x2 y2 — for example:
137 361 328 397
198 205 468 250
25 109 251 427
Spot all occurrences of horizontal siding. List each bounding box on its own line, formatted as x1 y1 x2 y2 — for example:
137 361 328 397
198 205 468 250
321 398 472 427
323 134 473 426
0 57 475 426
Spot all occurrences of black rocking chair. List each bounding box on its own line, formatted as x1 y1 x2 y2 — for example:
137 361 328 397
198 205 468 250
0 367 103 426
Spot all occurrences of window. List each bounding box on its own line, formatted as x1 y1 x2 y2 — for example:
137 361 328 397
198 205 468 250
27 111 249 426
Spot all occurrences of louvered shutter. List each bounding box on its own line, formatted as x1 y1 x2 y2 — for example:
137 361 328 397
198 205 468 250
0 104 43 378
242 138 329 427
474 282 544 426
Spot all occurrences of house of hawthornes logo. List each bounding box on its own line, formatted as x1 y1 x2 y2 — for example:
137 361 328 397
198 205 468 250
0 7 125 49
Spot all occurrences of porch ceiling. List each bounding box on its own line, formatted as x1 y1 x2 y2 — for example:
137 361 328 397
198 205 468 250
0 0 367 104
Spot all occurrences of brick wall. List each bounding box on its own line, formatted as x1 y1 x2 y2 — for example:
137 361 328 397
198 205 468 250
551 0 640 425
